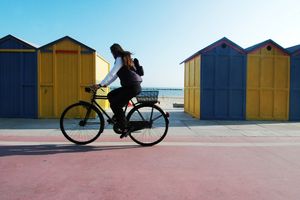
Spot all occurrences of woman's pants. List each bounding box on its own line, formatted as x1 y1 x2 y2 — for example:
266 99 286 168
107 84 141 129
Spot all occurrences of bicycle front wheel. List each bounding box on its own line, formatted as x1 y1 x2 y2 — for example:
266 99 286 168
60 102 104 145
127 104 169 146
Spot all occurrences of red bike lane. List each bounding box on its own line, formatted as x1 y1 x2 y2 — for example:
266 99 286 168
1 135 300 200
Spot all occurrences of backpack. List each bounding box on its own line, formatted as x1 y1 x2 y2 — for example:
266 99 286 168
133 58 144 76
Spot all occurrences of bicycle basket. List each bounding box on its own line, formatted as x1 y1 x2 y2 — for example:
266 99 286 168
136 90 159 103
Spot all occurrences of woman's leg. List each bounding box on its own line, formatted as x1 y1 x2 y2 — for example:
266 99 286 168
108 85 141 130
107 87 131 129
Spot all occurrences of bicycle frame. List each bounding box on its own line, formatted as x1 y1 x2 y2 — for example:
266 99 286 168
81 87 168 131
61 87 169 146
84 89 139 123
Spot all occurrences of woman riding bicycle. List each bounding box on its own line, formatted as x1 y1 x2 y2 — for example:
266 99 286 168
60 44 169 145
94 43 142 138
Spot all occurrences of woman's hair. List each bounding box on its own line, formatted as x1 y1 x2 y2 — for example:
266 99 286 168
110 43 124 58
110 43 134 70
122 51 134 69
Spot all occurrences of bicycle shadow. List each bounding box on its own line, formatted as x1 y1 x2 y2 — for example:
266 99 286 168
0 144 144 157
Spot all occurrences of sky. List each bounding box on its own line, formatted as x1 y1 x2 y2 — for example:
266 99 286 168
1 0 300 88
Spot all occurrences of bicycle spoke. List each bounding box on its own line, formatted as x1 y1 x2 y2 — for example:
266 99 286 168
151 114 163 122
136 109 147 121
127 104 168 146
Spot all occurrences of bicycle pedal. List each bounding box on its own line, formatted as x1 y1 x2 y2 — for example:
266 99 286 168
113 124 123 134
120 132 129 139
120 128 132 139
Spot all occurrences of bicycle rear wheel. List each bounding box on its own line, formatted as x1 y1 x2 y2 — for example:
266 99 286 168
60 102 104 145
126 104 169 146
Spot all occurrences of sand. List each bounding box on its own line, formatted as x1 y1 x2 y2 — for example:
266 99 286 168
157 96 184 109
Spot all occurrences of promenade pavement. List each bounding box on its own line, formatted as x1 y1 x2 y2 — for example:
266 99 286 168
1 107 300 200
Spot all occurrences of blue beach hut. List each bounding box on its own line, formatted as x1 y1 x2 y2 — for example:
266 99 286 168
287 44 300 120
0 35 38 118
181 37 247 120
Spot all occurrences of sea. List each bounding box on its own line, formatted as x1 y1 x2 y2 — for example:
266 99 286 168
110 87 183 97
142 87 183 97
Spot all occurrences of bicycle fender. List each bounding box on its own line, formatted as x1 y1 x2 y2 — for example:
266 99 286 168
79 101 92 106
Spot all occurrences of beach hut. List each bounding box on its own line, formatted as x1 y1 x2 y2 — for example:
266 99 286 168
287 44 300 121
0 35 38 118
181 37 247 120
38 36 109 118
246 40 290 120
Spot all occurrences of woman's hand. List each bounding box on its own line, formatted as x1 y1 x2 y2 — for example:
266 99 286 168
92 84 100 90
92 84 107 90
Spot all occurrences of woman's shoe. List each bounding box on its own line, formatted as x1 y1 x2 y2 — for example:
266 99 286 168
120 126 133 139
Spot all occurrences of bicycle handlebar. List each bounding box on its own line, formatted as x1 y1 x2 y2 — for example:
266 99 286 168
84 87 93 93
85 86 105 94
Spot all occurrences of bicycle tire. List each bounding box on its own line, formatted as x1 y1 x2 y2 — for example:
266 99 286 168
60 102 104 145
126 103 169 146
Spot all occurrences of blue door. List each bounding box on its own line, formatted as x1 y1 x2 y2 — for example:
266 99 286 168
0 52 37 118
0 35 37 118
0 53 21 117
289 56 300 120
200 43 246 120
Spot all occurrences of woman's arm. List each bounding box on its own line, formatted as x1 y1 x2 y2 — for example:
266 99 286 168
100 57 123 86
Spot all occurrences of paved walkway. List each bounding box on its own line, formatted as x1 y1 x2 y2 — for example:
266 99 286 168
1 108 300 137
1 108 300 200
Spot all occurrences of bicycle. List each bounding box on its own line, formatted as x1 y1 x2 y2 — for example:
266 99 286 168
60 86 170 146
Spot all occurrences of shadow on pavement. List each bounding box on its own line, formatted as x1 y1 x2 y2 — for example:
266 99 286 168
0 144 143 157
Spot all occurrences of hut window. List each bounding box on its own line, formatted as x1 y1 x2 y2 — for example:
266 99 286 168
221 43 227 48
266 45 272 51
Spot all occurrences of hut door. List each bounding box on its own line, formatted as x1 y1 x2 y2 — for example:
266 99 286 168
56 53 78 116
0 53 21 117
